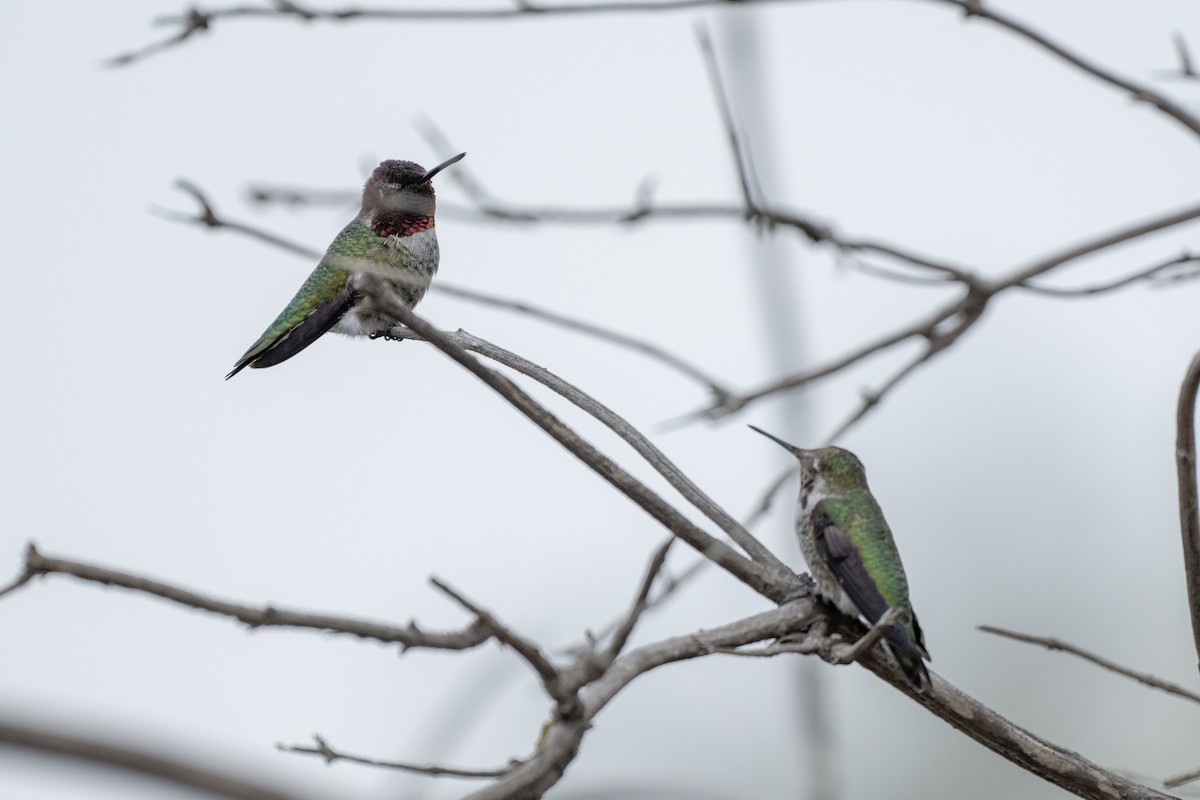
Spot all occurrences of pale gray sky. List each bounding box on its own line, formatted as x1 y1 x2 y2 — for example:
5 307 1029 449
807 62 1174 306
3 2 1200 799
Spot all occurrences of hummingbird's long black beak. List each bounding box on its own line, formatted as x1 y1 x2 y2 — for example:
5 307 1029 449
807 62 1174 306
748 425 801 454
422 152 466 183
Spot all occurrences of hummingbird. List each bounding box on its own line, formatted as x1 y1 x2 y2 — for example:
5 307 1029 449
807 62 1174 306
749 426 931 692
226 152 466 379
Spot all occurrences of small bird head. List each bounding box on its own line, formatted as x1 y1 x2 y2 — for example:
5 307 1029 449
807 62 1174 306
363 152 466 217
748 426 868 494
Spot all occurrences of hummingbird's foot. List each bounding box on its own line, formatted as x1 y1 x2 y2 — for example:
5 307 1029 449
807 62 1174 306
379 324 412 342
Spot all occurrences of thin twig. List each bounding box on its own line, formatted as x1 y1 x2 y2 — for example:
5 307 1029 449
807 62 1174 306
695 23 759 211
248 189 973 282
380 323 792 581
159 181 734 401
831 606 903 665
121 1 1200 147
154 180 321 259
430 576 565 701
278 734 518 778
979 624 1200 704
161 183 791 576
1152 32 1199 81
435 282 735 401
368 296 793 603
0 716 320 800
113 2 796 66
106 7 210 67
1173 32 1197 79
467 599 819 800
1019 252 1200 297
0 567 34 599
1176 350 1200 674
705 199 1200 422
820 296 984 443
1 543 490 651
1165 764 1200 789
590 479 791 644
602 538 675 663
8 540 1177 800
946 0 1200 141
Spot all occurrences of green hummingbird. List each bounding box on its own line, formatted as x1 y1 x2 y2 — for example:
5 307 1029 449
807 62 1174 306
749 426 931 692
227 152 466 379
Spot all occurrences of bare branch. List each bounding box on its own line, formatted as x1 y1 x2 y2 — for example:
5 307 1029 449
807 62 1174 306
571 599 1173 800
106 7 210 67
0 565 34 599
601 537 675 663
589 463 798 645
1156 32 1200 81
978 625 1200 705
154 180 321 259
945 0 1200 141
14 540 1175 800
2 543 490 651
1173 32 1198 80
119 2 797 66
993 201 1200 290
0 716 319 800
1019 251 1200 297
701 199 1200 421
279 733 518 778
157 187 791 577
830 606 903 666
695 23 760 211
1165 764 1200 789
430 576 567 704
1152 32 1200 81
841 255 960 287
250 186 974 282
121 0 1200 148
378 321 794 587
940 0 1200 138
434 282 736 402
375 306 797 604
466 599 821 800
821 296 985 442
851 646 1177 800
1176 350 1200 674
157 183 735 401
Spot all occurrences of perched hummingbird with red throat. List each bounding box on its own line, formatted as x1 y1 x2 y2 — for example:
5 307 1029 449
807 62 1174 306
227 152 466 378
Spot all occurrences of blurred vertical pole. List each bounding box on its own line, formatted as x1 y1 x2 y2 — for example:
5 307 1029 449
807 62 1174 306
716 10 840 800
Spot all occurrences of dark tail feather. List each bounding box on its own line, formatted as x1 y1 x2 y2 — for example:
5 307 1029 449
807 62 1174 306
225 294 351 380
889 641 932 694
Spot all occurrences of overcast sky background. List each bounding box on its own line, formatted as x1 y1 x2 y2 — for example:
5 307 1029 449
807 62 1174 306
4 1 1200 798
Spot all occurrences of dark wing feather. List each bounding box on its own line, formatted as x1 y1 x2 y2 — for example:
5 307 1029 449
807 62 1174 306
813 508 931 691
811 509 891 626
226 293 352 379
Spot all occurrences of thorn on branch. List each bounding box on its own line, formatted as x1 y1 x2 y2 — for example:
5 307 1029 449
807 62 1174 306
0 542 41 600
